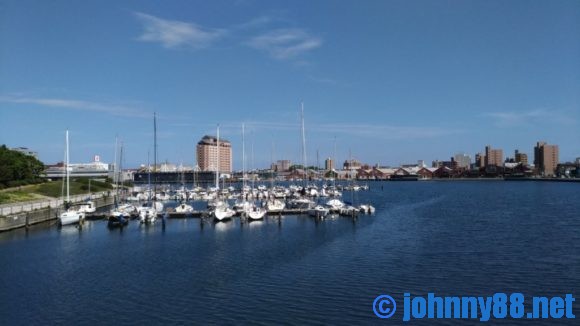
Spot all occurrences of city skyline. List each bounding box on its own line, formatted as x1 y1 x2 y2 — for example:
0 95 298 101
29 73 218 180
1 0 578 168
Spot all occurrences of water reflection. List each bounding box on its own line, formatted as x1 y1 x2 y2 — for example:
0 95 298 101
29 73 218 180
57 224 84 236
247 219 264 229
214 220 234 233
138 222 158 235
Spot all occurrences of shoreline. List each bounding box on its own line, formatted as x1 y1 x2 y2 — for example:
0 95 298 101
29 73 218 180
358 177 580 183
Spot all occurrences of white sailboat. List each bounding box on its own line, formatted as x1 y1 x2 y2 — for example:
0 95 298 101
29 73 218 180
78 179 96 214
212 124 235 221
175 202 194 213
265 199 285 213
214 201 235 221
235 123 255 215
139 153 157 224
58 130 85 226
109 139 130 227
291 102 315 210
248 206 267 220
139 113 161 224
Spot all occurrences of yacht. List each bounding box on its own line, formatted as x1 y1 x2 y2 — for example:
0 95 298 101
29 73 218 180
265 199 285 213
175 202 194 213
58 130 85 226
308 205 329 218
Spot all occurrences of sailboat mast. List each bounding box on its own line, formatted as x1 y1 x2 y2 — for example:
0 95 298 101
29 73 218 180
242 123 246 189
147 150 151 203
333 136 337 187
114 137 118 186
270 140 274 188
66 130 70 202
301 102 307 183
216 124 220 189
119 141 124 195
153 112 157 200
251 134 254 189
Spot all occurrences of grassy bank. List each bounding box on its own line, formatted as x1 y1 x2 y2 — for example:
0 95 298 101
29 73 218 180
0 179 113 205
0 191 45 205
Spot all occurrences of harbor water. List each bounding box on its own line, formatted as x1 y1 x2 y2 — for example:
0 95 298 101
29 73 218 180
1 181 579 324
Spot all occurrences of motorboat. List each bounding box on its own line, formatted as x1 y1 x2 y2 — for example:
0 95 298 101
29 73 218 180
308 205 329 218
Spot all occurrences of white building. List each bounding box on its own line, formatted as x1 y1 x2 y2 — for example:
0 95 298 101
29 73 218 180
454 153 472 169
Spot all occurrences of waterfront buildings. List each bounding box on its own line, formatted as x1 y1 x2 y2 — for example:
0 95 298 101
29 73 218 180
514 150 528 166
343 159 362 170
271 160 291 172
453 153 471 169
432 159 457 169
534 141 559 176
196 135 232 173
44 155 111 178
475 153 485 168
484 145 503 167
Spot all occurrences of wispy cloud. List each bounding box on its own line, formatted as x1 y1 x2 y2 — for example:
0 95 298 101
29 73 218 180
134 12 225 49
133 12 323 63
248 28 322 60
0 95 150 118
482 109 575 127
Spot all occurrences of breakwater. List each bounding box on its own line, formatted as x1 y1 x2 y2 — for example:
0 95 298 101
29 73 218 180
0 195 115 232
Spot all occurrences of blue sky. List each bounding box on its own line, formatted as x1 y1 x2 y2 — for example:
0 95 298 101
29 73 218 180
1 0 578 169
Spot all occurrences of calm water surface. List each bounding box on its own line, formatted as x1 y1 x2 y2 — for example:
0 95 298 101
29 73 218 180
1 181 579 325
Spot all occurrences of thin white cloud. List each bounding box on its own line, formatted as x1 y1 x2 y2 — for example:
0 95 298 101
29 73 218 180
0 95 150 118
134 12 224 49
482 109 575 127
248 28 322 60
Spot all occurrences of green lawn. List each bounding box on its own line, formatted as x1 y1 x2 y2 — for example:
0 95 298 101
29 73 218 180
0 191 44 205
0 179 113 205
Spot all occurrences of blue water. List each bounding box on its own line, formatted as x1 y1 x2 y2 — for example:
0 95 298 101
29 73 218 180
1 181 579 325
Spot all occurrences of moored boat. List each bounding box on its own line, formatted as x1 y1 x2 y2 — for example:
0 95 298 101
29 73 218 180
308 205 329 218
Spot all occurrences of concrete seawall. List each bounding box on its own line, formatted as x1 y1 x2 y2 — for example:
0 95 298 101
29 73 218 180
0 195 115 232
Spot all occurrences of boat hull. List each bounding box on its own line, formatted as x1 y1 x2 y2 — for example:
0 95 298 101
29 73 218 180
59 211 85 226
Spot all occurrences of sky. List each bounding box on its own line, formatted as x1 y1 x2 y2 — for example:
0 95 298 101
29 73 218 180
0 0 579 169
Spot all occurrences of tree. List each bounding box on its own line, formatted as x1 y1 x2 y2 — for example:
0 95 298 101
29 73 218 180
0 145 45 188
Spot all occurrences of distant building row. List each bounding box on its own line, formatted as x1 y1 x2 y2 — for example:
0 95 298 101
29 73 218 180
472 142 560 176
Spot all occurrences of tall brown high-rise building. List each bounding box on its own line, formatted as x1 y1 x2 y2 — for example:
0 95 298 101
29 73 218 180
484 145 503 167
514 150 528 165
325 158 334 171
534 141 559 176
196 135 232 173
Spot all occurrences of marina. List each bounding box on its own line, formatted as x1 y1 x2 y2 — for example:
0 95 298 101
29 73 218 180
84 181 375 224
1 1 578 324
1 181 578 325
